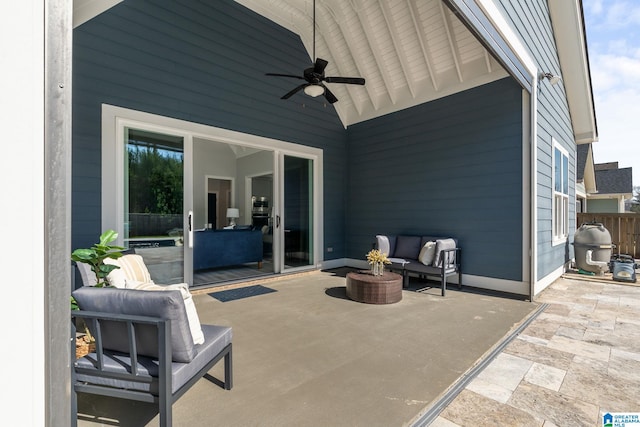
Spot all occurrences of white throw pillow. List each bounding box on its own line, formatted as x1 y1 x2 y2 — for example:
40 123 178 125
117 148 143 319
376 235 391 257
418 241 437 265
134 282 205 345
103 258 127 288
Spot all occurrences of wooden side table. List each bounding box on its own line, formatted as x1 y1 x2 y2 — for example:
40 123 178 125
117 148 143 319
346 270 403 304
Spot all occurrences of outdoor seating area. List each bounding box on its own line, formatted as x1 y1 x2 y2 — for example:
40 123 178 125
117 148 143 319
74 268 537 426
376 235 462 296
71 287 233 427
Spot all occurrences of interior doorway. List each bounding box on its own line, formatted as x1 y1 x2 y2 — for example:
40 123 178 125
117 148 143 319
206 177 232 229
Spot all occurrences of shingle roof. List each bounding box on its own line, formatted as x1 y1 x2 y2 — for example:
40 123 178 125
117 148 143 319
595 167 633 194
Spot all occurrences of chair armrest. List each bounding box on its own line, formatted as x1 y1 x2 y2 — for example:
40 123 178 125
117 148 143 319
439 247 461 272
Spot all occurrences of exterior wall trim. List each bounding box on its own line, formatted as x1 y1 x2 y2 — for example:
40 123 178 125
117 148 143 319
534 264 566 296
341 259 529 296
445 0 534 91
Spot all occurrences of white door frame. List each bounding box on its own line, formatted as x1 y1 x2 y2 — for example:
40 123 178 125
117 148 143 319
101 104 323 282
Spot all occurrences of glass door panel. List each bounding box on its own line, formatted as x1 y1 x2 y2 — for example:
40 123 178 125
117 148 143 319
124 128 185 284
191 140 275 286
283 155 313 270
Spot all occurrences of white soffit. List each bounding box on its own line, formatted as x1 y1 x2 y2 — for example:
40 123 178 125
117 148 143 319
73 0 123 28
548 0 598 144
236 0 508 127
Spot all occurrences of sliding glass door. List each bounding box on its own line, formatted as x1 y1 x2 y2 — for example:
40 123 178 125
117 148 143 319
282 155 314 271
123 128 185 284
104 106 322 288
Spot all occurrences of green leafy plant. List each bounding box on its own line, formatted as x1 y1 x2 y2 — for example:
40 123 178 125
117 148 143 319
71 229 125 348
71 229 125 310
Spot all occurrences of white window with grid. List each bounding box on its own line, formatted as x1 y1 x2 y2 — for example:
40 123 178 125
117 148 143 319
552 140 569 243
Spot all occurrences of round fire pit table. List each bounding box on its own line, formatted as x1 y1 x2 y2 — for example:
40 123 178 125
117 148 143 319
346 270 403 304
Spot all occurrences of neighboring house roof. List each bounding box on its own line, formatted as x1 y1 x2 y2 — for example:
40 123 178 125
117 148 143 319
594 162 619 171
73 0 597 138
594 166 633 196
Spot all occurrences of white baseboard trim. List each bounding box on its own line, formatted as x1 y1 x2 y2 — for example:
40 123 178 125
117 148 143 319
319 258 351 270
332 258 530 296
534 264 565 296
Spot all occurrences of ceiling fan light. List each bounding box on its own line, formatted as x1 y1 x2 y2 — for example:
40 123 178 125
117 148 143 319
304 84 325 97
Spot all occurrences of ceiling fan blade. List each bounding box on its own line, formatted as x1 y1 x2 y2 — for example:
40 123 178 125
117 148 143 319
313 58 329 75
281 83 309 100
266 73 305 80
324 76 365 85
321 85 338 104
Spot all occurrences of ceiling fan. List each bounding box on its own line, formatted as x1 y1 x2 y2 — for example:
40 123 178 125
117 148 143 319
265 0 365 104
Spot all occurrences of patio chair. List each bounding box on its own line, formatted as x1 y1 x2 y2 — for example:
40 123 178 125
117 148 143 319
71 286 233 427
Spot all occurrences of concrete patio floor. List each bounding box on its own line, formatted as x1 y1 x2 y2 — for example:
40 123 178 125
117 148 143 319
76 268 640 426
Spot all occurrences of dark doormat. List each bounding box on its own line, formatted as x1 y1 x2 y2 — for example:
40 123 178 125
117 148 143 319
209 285 277 302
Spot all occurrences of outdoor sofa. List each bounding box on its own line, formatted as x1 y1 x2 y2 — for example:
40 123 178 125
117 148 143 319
376 234 461 296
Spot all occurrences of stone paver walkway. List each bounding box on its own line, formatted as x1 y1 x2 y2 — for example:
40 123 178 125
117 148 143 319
430 275 640 427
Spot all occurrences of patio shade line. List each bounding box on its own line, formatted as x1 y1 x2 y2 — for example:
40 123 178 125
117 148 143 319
410 302 549 427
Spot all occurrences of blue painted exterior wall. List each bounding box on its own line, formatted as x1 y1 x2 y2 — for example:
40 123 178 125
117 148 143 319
72 0 580 290
346 78 524 281
496 0 577 280
72 0 348 255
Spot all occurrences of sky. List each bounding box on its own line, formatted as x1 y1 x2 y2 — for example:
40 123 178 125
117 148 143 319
582 1 640 186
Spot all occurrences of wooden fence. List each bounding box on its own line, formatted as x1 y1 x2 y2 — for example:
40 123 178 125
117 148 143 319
128 213 183 237
577 213 640 258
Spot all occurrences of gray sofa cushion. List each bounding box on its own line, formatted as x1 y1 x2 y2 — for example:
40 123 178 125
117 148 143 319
75 324 232 394
420 236 441 247
75 261 97 287
72 287 196 363
404 262 458 275
394 235 422 259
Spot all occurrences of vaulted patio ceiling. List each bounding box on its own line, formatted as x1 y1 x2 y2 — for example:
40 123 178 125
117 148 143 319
236 0 508 126
72 0 508 127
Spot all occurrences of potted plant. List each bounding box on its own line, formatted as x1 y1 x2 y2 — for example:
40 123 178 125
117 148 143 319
71 229 125 289
366 249 391 276
71 229 125 356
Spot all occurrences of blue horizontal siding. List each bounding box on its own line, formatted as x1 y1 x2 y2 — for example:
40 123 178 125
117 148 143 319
73 0 538 286
496 0 577 279
72 0 348 254
346 78 524 281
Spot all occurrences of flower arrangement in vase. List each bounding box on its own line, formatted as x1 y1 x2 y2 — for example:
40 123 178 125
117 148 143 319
366 249 391 276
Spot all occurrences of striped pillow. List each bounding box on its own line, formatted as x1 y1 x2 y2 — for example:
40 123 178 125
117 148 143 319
118 254 153 287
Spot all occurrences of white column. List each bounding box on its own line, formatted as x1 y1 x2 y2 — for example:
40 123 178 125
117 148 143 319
0 1 46 425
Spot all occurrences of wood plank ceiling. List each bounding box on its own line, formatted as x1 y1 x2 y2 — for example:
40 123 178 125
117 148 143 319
236 0 509 127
